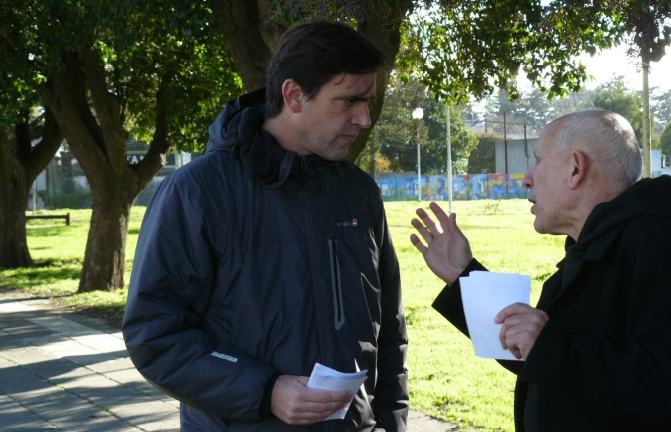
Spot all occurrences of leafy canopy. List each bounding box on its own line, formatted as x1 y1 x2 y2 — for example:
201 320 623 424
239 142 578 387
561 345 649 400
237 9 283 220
0 0 242 151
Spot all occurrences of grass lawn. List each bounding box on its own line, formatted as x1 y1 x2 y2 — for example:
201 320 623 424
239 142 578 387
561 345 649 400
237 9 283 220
1 199 565 431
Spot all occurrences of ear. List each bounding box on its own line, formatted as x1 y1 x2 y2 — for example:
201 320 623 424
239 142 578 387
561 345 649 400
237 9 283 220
568 150 588 189
282 79 303 114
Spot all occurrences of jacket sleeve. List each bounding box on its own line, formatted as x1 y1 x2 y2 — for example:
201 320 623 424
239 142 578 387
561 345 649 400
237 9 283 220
432 259 523 375
122 174 277 422
431 259 486 335
520 216 671 427
371 204 409 431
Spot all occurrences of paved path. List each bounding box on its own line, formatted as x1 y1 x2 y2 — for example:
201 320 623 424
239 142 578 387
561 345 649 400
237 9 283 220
0 287 460 431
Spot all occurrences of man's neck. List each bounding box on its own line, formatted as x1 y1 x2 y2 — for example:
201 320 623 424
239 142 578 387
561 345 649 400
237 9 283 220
263 114 298 154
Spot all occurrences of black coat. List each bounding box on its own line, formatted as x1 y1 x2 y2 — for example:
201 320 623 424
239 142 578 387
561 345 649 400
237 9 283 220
433 175 671 432
122 90 409 431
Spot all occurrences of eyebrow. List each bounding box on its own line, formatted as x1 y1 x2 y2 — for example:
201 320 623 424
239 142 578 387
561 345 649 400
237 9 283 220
347 95 376 103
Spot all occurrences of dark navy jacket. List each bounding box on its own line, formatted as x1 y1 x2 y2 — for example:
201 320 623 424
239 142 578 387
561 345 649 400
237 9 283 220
122 90 409 431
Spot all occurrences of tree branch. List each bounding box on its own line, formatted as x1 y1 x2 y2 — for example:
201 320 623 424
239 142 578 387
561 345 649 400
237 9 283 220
134 81 172 189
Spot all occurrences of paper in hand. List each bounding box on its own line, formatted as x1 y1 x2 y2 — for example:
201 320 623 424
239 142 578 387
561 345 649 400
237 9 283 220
460 271 531 361
307 363 367 420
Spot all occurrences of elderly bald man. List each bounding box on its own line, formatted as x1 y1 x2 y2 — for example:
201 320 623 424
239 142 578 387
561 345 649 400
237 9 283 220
411 110 671 432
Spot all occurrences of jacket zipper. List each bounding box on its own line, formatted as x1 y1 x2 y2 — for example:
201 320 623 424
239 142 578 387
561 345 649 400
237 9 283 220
298 188 328 364
329 238 345 330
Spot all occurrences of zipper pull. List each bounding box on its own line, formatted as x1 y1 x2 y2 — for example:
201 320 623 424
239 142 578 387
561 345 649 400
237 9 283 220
300 157 308 172
331 238 340 263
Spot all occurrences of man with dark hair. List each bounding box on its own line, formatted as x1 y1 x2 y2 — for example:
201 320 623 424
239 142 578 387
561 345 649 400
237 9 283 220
411 110 671 431
122 21 409 432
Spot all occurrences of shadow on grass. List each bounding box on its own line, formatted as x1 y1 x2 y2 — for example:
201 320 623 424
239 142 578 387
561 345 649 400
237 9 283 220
0 261 81 290
1 259 127 329
76 304 125 329
25 225 73 236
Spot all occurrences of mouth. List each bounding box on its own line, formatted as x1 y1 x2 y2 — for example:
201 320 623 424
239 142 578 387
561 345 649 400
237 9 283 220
340 134 358 144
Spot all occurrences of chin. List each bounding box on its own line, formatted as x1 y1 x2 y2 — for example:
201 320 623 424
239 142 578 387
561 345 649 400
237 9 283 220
324 149 349 161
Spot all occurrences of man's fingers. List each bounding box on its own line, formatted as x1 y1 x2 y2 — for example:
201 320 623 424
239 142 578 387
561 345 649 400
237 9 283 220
311 389 352 404
494 302 534 323
429 201 451 231
411 218 435 247
429 201 448 220
409 233 426 252
496 307 549 360
271 375 352 425
416 207 441 235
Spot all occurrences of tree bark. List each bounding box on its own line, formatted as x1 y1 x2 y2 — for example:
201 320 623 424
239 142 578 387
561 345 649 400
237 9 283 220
0 109 62 268
0 127 32 268
80 188 132 291
43 49 168 292
210 0 287 91
347 9 407 163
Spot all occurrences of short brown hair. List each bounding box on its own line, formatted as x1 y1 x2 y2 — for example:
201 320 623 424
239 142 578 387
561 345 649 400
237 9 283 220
265 21 387 119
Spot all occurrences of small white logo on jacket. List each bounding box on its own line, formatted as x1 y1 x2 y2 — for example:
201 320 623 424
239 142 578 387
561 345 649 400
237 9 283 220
211 351 238 362
337 219 358 227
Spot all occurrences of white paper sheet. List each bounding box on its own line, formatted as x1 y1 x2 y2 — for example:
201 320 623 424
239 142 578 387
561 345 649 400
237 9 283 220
307 363 368 420
460 271 531 361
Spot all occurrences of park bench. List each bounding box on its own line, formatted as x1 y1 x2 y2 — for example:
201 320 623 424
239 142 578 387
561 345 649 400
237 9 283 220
26 212 71 226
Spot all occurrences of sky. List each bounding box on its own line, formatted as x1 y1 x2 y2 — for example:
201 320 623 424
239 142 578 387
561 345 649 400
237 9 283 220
578 43 671 92
515 43 671 94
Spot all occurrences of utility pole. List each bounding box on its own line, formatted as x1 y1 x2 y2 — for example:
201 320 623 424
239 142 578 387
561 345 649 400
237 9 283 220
642 56 651 177
446 105 452 213
412 107 424 201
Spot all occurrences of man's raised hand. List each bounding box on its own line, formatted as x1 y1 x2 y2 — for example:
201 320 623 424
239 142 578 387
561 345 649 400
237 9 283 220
410 202 473 285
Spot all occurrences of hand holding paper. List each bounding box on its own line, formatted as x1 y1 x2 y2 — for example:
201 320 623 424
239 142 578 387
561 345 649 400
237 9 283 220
270 374 353 425
495 302 548 360
307 363 367 420
460 271 531 361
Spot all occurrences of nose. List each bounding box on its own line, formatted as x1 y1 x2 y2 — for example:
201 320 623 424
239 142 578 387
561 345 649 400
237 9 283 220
523 165 535 189
352 102 371 129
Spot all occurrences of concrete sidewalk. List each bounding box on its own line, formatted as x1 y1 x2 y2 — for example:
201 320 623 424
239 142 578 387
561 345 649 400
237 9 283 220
0 287 460 431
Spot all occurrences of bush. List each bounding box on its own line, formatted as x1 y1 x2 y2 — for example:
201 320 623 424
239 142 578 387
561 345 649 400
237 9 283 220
44 192 93 209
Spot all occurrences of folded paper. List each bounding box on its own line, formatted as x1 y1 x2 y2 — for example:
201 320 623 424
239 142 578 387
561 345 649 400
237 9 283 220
460 271 531 361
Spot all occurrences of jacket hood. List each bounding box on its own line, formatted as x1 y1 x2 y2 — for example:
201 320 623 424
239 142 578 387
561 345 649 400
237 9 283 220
573 175 671 249
206 88 296 188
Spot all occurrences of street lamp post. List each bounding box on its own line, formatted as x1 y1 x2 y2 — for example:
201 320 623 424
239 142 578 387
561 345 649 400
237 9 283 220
412 107 424 201
446 104 452 213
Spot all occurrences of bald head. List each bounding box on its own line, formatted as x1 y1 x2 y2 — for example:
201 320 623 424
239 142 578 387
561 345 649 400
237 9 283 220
524 110 642 240
552 110 641 188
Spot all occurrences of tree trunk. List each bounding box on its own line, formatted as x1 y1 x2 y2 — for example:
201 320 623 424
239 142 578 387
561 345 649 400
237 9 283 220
211 0 287 91
79 187 132 291
0 128 32 268
43 50 169 292
347 9 407 163
0 109 62 269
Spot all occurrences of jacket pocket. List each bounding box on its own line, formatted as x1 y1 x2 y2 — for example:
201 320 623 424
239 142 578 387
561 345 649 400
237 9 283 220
329 238 345 330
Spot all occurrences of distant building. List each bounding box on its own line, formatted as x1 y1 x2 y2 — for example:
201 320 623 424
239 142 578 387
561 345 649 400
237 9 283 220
29 139 191 210
495 138 538 175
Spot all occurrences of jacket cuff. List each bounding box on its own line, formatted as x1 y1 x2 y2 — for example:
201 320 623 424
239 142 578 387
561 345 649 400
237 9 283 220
432 259 486 311
260 373 281 418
